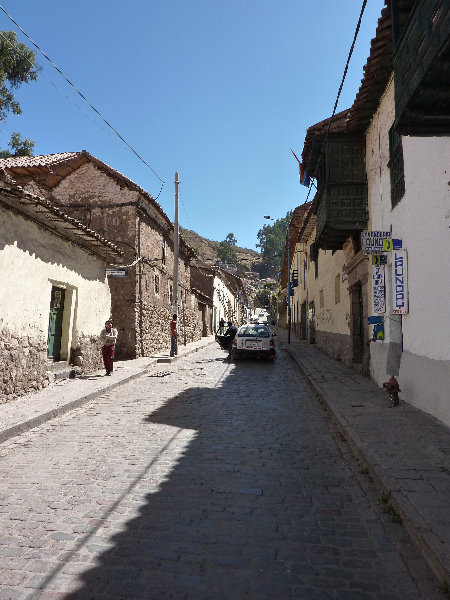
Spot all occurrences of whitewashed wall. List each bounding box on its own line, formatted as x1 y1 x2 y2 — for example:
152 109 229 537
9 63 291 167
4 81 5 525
366 78 450 426
0 207 111 365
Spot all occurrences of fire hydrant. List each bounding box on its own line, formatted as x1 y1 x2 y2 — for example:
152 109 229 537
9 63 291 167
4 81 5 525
383 376 401 407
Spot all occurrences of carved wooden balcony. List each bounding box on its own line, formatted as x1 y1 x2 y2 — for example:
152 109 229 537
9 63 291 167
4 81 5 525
393 0 450 135
314 136 368 250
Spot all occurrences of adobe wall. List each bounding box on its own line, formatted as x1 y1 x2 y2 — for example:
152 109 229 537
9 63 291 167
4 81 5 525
50 162 203 358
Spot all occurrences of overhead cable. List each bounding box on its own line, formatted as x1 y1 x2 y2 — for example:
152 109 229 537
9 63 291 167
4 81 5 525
303 0 368 204
0 4 166 188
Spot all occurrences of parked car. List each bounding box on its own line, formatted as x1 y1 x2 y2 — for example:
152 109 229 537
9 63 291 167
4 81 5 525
231 324 276 361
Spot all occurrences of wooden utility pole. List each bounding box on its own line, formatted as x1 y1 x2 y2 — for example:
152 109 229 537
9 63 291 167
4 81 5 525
173 172 179 316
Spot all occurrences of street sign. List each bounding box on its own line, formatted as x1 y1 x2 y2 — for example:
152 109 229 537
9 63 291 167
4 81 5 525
372 264 386 313
393 250 408 314
361 231 390 254
106 269 127 278
382 238 403 251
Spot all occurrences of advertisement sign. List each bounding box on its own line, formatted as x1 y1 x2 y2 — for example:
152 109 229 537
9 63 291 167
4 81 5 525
393 250 408 314
382 238 403 251
372 264 386 314
361 231 390 254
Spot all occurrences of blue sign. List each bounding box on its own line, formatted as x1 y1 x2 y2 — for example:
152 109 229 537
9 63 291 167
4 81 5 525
368 315 383 324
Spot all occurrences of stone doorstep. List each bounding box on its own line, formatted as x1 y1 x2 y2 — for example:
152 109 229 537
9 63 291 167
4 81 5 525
47 361 76 381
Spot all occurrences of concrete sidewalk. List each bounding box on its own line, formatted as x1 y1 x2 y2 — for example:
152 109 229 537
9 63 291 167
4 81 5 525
0 335 215 446
277 327 450 584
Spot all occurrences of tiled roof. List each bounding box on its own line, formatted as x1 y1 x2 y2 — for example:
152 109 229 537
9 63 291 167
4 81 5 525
0 150 196 259
0 170 123 263
0 152 80 169
280 203 311 288
345 3 393 132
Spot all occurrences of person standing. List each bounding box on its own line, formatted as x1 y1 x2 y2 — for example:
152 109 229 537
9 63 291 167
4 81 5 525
224 320 237 359
218 317 225 335
170 314 178 357
100 319 118 375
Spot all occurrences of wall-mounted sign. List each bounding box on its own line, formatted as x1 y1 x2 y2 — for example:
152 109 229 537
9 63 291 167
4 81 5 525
382 238 403 251
361 231 390 254
393 250 408 314
106 269 128 278
372 255 387 266
372 264 386 314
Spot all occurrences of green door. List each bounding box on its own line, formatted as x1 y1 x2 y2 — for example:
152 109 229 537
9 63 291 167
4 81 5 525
47 287 65 360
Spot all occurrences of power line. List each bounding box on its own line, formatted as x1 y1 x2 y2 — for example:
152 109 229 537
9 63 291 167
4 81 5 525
0 4 166 188
302 0 368 204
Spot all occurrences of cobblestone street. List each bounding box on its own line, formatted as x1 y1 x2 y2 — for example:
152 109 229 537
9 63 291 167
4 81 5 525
0 344 441 599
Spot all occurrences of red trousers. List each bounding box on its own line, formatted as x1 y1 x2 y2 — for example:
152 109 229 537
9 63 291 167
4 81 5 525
102 344 115 373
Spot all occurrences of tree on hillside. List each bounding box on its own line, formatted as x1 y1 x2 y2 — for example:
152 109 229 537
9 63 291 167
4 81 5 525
256 211 293 276
217 232 238 264
0 31 39 157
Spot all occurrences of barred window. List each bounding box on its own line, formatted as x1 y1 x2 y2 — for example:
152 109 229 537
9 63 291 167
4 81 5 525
154 274 160 294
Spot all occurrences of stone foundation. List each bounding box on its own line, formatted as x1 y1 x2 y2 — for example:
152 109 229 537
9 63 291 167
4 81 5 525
70 335 104 374
0 327 49 404
315 330 353 368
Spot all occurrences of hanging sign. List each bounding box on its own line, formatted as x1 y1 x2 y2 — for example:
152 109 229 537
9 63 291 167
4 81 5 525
372 264 386 313
393 250 408 314
361 231 390 254
106 269 128 278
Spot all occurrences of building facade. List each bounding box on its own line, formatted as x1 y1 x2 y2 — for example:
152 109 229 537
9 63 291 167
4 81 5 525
0 172 122 401
0 152 201 359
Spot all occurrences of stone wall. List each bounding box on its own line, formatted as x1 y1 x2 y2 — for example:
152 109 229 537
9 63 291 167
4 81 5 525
0 327 49 403
70 334 104 374
315 330 353 368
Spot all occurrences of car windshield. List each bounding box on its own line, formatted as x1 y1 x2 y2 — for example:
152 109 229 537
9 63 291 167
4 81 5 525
238 325 270 338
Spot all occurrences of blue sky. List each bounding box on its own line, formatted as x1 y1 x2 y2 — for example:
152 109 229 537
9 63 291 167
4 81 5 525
1 0 385 250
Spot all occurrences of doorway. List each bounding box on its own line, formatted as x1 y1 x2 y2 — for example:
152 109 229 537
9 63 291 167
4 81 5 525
47 286 65 361
351 282 364 364
308 300 316 344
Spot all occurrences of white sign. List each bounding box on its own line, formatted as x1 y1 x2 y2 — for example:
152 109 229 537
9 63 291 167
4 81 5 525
372 264 385 314
393 250 408 314
106 269 127 278
361 231 391 254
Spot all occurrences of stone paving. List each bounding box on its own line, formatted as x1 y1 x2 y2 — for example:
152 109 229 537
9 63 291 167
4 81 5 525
277 329 450 586
0 340 442 599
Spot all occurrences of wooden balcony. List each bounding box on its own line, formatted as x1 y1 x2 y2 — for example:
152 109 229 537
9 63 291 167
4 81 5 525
393 0 450 135
314 136 368 250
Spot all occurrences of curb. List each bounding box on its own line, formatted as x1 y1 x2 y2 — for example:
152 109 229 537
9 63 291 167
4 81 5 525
0 337 215 446
282 342 450 584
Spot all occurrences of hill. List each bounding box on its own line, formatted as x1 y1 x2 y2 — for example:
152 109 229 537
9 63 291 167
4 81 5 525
180 227 261 271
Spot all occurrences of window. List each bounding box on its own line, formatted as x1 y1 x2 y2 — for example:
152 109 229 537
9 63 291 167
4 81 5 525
319 289 324 308
388 125 405 207
154 274 159 294
169 284 173 304
162 237 166 265
335 274 341 304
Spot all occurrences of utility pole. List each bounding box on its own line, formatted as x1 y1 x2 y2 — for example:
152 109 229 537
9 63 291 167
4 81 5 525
287 220 291 344
173 172 179 316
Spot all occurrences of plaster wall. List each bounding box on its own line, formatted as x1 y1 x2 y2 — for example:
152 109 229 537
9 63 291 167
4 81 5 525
0 207 111 399
366 78 450 426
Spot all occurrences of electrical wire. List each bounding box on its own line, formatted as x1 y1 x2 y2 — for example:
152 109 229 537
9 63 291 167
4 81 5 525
0 4 166 188
302 0 368 204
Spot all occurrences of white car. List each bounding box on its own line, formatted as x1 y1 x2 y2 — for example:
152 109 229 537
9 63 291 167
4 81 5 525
231 324 276 361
